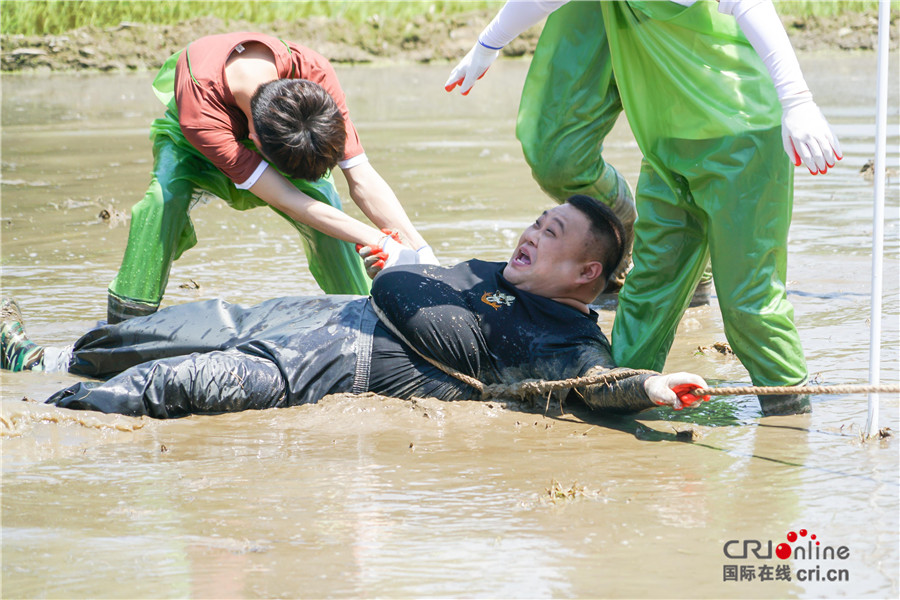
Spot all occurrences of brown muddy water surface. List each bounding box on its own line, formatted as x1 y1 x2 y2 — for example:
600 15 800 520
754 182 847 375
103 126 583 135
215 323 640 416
2 55 899 598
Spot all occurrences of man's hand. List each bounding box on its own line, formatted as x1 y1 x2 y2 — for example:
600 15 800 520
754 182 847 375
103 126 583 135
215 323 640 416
644 373 710 411
356 230 417 279
357 244 387 279
444 42 499 96
781 92 842 175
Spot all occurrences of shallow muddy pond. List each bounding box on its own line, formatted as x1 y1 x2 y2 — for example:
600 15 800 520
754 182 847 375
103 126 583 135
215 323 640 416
2 54 899 598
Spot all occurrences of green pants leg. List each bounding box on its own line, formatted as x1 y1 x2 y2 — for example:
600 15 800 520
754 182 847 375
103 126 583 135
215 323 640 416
107 129 200 322
612 128 808 393
108 115 369 323
515 0 635 289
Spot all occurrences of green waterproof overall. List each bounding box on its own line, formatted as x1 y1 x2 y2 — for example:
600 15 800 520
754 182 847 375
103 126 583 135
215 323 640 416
107 51 370 322
517 0 807 389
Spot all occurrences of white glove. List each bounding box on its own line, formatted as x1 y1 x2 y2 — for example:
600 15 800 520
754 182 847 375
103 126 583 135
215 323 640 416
415 244 440 266
444 42 500 96
644 372 710 411
380 235 418 270
780 92 842 175
356 235 417 279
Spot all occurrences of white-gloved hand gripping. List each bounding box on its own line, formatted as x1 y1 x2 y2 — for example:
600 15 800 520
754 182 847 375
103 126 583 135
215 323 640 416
644 372 710 410
356 234 418 279
379 236 418 270
721 0 842 174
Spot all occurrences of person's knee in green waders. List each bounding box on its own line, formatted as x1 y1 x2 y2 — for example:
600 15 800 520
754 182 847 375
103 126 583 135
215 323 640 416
512 1 636 295
108 32 438 324
444 0 842 415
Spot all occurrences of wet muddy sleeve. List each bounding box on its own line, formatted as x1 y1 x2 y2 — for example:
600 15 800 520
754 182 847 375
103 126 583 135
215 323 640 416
47 349 287 418
576 367 657 415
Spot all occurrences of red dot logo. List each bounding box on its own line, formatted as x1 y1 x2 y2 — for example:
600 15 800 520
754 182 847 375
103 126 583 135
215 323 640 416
776 543 792 559
787 531 798 543
799 529 808 537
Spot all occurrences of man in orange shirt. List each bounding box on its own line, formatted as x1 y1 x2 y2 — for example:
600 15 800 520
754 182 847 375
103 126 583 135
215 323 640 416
108 32 435 323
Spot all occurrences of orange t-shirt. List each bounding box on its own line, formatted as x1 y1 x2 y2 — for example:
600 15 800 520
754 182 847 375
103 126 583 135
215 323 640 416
174 32 365 187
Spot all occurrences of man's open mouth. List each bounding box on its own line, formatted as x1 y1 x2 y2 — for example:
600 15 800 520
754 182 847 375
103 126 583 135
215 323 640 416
511 247 532 266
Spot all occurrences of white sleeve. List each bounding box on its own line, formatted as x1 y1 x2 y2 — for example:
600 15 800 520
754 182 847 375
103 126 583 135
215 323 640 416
478 0 570 49
717 0 766 19
338 152 368 171
721 0 809 100
235 160 269 190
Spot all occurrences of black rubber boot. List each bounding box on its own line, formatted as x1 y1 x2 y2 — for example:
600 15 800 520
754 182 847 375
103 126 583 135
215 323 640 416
758 393 811 416
107 293 159 324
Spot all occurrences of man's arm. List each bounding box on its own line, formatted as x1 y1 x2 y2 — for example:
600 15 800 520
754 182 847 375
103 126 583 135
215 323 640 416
342 161 429 252
249 166 386 247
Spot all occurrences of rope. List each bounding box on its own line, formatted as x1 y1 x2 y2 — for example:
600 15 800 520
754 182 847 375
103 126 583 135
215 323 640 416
481 369 658 399
490 375 900 400
370 300 654 400
370 300 485 393
689 384 900 397
369 301 900 400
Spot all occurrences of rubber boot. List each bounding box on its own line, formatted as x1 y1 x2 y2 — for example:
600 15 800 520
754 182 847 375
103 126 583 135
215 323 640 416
1 298 44 371
758 393 811 416
688 265 714 307
108 292 159 324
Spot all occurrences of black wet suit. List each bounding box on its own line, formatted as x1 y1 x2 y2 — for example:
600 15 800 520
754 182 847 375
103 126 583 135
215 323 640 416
48 260 652 418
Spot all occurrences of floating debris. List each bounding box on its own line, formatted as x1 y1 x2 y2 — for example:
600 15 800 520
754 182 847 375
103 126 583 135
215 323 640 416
861 426 893 442
542 479 603 504
673 427 702 442
697 341 734 356
98 207 127 227
860 158 898 182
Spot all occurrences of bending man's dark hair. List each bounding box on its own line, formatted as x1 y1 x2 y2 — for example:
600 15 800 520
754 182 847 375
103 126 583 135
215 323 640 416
565 194 625 288
251 79 346 181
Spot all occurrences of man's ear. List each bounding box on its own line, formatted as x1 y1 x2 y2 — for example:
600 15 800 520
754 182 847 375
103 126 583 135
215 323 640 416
248 131 261 147
577 261 604 285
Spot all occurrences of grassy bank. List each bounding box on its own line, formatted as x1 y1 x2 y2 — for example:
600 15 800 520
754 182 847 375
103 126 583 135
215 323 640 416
0 0 882 37
1 1 500 36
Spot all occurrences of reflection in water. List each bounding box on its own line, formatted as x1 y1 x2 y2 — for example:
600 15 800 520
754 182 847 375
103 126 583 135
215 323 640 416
1 56 898 598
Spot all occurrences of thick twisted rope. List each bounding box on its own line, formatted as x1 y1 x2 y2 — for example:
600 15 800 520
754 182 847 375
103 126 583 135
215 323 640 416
369 301 899 400
688 384 900 397
481 369 658 399
485 374 900 400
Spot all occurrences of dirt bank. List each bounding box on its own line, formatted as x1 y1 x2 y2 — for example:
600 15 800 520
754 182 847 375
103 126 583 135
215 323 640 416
1 9 896 73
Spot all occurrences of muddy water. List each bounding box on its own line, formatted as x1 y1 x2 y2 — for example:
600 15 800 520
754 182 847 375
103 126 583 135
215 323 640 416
2 54 898 598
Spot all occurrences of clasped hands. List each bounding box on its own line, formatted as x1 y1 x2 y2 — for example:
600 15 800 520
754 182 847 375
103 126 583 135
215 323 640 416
357 230 439 279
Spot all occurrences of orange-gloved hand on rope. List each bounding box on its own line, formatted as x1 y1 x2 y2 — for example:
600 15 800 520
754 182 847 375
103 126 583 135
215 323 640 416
645 373 711 411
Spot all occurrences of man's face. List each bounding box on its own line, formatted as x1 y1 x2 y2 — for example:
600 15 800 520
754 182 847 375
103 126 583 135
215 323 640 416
503 204 595 298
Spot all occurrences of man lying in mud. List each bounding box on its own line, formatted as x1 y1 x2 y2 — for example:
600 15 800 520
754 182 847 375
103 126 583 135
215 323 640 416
1 195 708 419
